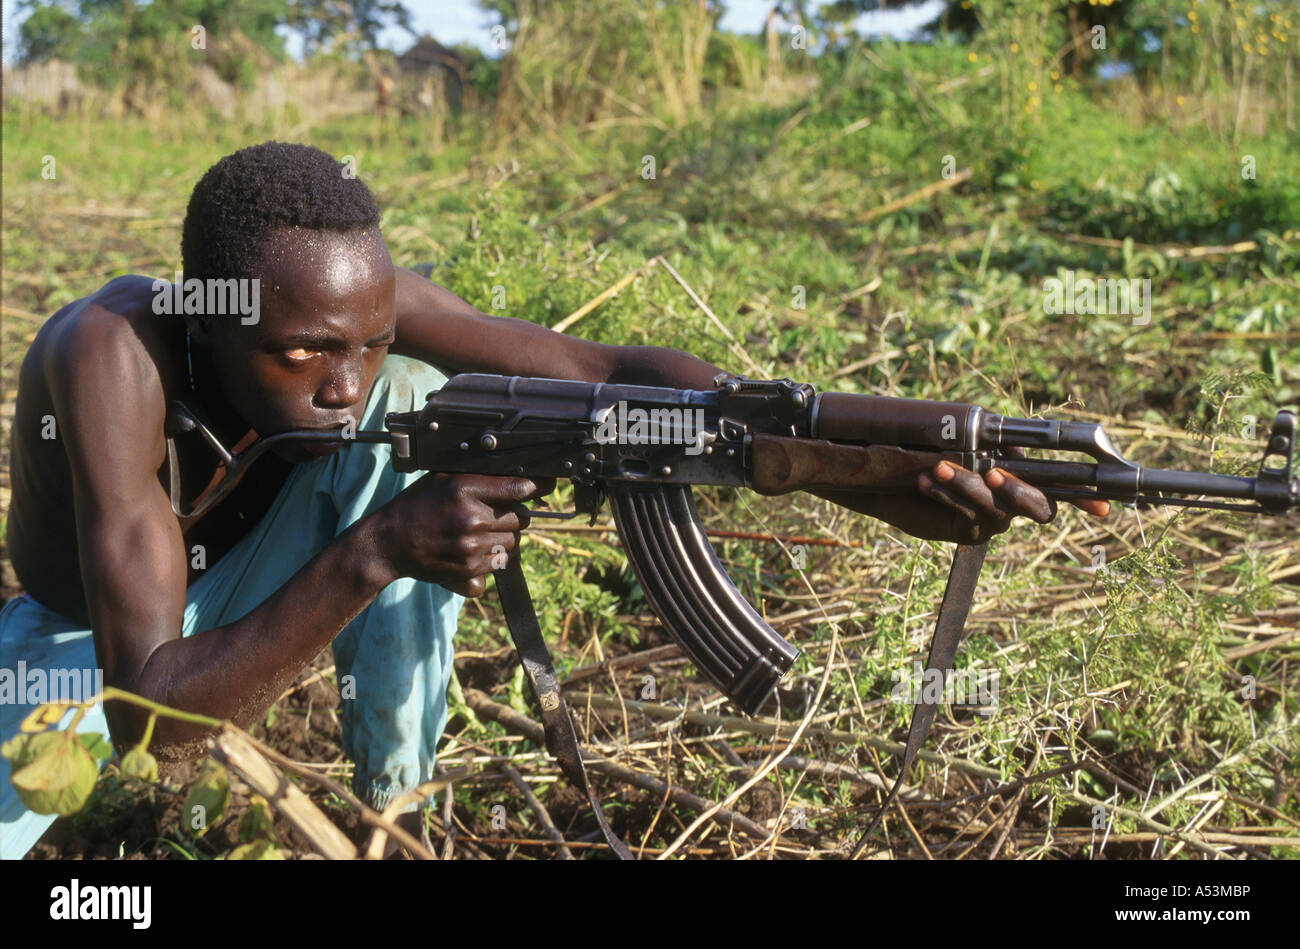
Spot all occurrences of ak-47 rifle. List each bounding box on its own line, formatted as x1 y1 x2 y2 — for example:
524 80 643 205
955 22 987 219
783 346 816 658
166 373 1298 858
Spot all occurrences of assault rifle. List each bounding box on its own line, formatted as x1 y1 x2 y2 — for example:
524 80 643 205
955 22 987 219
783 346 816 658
165 374 1298 858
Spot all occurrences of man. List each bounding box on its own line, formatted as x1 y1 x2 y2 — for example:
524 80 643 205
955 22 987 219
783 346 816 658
0 142 1105 859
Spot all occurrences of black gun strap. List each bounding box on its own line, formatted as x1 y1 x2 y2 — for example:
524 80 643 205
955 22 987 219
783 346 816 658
850 541 989 858
493 555 634 860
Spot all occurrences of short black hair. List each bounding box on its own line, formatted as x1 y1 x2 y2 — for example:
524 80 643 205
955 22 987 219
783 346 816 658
181 142 381 283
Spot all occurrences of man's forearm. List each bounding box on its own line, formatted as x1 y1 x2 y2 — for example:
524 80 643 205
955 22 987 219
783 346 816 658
112 517 396 758
606 344 727 389
392 266 729 388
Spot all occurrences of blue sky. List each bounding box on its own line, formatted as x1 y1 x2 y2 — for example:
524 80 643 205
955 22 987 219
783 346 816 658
3 0 945 65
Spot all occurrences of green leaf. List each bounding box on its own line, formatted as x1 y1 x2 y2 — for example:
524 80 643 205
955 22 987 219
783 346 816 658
9 732 100 816
239 793 278 845
1262 346 1279 384
2 730 63 770
78 732 115 761
121 747 159 783
4 721 110 772
183 762 229 838
1080 770 1107 798
1235 306 1264 332
934 325 964 354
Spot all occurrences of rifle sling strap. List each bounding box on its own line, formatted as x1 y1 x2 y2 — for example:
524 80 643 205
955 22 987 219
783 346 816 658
850 541 989 858
493 555 634 860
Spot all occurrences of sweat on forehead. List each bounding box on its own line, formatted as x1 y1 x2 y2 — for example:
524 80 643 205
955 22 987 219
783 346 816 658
253 226 392 294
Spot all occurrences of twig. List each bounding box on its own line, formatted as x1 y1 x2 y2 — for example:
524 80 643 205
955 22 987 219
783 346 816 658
1142 705 1300 822
208 726 356 860
568 692 1002 780
563 644 682 685
463 688 773 845
454 835 793 856
552 258 656 334
856 168 972 224
497 761 575 859
235 726 454 861
1041 228 1296 259
653 255 765 376
275 664 336 705
988 789 1026 858
440 770 458 860
1070 789 1233 858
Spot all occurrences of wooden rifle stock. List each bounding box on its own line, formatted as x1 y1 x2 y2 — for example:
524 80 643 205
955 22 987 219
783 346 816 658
751 433 943 496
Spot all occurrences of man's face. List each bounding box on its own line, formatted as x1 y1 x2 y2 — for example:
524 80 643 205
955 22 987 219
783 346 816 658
205 225 397 463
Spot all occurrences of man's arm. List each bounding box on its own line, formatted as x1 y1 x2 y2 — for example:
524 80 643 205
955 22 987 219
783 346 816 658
391 266 722 388
50 305 540 759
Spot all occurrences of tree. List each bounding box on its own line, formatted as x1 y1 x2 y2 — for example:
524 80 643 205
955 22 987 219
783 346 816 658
15 0 289 90
284 0 415 56
16 0 79 64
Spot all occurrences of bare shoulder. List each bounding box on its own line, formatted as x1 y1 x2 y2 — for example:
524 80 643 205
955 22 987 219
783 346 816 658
31 275 178 470
45 275 169 382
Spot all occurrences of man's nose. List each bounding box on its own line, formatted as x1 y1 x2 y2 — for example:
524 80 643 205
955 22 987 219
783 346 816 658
315 361 365 409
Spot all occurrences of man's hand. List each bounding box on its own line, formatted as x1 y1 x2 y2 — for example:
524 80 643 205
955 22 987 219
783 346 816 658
372 473 556 596
911 448 1110 543
815 448 1110 544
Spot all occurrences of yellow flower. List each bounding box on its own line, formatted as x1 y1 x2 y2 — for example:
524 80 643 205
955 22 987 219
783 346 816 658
1191 24 1199 33
1054 83 1062 93
1050 69 1060 80
1010 42 1020 53
968 52 978 62
1028 80 1038 91
1176 95 1185 105
1243 44 1253 53
1187 11 1197 22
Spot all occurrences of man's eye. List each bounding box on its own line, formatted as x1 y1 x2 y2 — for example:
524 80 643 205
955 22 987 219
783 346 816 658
283 348 315 361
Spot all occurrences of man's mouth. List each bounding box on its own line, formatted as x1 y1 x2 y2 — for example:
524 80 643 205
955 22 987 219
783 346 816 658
276 423 355 459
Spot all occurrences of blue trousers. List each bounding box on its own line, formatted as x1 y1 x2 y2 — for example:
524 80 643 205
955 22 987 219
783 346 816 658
0 355 464 858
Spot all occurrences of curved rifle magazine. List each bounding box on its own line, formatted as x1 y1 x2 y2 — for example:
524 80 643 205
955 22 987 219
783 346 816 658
607 483 799 715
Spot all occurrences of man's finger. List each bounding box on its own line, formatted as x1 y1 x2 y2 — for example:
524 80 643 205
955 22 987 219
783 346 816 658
933 461 1010 520
919 472 981 521
449 576 487 598
529 477 558 499
466 475 553 504
1070 497 1111 517
497 503 531 532
991 449 1110 518
986 468 1055 523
